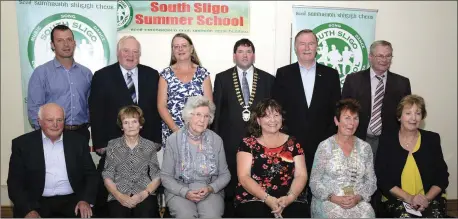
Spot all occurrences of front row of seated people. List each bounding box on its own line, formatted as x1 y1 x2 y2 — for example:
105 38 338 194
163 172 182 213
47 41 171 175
7 94 449 218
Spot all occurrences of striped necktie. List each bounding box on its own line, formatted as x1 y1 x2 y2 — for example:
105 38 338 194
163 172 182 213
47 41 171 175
241 71 250 105
127 71 137 104
369 75 385 136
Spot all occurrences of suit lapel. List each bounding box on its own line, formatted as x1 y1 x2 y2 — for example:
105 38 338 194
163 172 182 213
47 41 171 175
308 63 324 110
291 62 309 110
383 71 395 109
62 132 73 181
361 70 372 115
137 65 147 106
33 131 46 190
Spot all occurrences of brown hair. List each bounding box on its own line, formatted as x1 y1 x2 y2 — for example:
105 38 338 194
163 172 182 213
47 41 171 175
248 98 286 137
169 33 201 66
335 99 361 121
396 94 427 120
117 105 145 128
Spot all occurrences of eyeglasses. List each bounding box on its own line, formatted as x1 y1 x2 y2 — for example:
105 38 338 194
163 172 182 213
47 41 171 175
372 54 393 60
173 44 189 50
191 112 210 120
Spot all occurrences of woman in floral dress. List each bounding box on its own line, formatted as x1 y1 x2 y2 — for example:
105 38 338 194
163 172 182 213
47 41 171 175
157 33 213 147
234 98 309 218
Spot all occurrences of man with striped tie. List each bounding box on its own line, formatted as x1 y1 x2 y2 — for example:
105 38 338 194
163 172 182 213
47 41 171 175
342 40 411 156
89 36 162 217
341 40 411 217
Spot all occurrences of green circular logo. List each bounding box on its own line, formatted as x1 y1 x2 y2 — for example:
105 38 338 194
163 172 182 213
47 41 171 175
313 22 369 87
27 13 110 72
117 0 133 31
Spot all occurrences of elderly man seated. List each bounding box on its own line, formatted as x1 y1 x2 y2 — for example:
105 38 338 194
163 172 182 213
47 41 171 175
7 103 99 218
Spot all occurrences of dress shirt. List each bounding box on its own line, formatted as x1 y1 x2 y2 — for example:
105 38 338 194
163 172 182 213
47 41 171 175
299 61 317 107
42 132 74 197
367 68 388 135
27 58 92 129
102 136 160 201
120 65 139 102
237 65 254 94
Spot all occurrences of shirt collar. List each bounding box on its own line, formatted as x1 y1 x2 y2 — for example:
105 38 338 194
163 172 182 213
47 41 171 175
41 131 63 143
120 64 138 77
53 57 77 69
236 65 254 77
370 67 387 79
298 60 317 73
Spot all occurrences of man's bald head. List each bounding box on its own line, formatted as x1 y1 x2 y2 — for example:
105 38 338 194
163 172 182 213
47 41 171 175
38 103 65 142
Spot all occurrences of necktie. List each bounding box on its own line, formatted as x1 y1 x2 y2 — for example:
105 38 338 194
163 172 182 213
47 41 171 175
369 75 385 136
241 71 250 105
127 71 137 103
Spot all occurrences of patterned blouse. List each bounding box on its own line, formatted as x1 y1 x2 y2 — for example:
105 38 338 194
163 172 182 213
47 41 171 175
102 136 161 202
159 66 210 147
233 135 307 207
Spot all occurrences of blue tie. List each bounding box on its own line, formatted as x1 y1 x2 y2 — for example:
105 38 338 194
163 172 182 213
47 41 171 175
127 71 137 103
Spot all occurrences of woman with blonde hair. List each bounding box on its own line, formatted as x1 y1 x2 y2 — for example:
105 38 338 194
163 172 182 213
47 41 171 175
158 33 213 147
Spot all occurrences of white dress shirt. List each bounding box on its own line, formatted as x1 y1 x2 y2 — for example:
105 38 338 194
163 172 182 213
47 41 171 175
299 62 317 107
237 65 254 94
42 132 74 197
367 68 388 135
120 65 139 102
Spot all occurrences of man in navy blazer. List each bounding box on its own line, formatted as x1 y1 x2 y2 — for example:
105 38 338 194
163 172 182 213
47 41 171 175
7 103 98 218
88 35 162 216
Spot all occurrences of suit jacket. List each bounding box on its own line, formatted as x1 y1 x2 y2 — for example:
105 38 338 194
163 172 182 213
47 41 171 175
341 69 411 140
7 130 98 218
272 62 341 173
211 66 275 197
375 128 449 201
89 62 162 150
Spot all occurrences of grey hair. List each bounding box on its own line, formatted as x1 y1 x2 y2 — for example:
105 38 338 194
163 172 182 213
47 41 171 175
117 35 141 54
37 103 65 119
370 40 393 55
182 96 216 125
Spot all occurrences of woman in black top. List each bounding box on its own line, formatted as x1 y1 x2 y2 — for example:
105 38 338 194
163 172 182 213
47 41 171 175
375 95 448 218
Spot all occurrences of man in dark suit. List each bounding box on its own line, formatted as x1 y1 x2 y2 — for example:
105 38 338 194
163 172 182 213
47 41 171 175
272 29 341 176
88 36 162 216
7 103 98 218
342 40 411 216
342 40 411 156
212 38 275 217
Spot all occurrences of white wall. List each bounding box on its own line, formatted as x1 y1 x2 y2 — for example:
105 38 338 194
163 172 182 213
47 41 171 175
1 1 456 205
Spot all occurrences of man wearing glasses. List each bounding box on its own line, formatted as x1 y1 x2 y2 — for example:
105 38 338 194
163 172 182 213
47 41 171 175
342 40 411 156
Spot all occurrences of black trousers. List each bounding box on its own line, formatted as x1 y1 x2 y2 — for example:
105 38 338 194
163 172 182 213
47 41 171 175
36 194 85 218
94 154 109 218
235 201 310 218
108 196 160 218
67 126 90 143
223 196 235 218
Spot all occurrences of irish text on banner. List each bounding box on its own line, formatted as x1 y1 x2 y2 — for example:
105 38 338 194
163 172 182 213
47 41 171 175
117 1 250 34
16 0 118 132
291 6 378 87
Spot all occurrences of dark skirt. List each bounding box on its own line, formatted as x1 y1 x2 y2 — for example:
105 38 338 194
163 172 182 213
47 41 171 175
384 197 447 218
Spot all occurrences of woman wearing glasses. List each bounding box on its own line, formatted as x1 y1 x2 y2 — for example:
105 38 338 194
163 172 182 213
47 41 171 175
157 33 213 148
161 96 231 218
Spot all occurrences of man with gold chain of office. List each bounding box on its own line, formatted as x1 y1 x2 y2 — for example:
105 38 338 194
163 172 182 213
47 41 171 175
212 38 275 218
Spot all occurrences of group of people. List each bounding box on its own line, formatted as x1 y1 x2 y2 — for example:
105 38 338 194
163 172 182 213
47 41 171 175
7 24 449 218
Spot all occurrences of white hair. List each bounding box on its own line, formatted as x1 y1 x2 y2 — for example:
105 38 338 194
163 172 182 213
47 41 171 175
182 96 216 124
37 103 65 120
117 35 142 54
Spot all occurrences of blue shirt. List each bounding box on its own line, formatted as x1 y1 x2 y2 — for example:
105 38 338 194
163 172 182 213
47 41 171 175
299 61 317 107
27 58 92 129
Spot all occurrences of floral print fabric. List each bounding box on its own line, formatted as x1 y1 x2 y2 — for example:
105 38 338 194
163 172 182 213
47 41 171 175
234 135 306 207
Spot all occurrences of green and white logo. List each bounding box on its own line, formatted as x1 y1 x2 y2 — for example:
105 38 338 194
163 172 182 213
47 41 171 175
117 0 133 31
27 13 110 72
313 23 369 87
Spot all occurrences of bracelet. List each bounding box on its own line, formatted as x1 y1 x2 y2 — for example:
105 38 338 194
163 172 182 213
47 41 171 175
261 193 270 202
327 193 334 201
287 190 297 200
